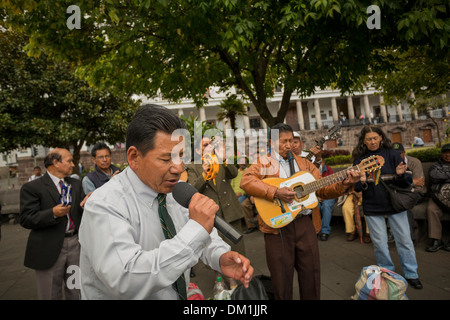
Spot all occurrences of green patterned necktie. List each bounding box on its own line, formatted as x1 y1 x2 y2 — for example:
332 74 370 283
157 193 187 300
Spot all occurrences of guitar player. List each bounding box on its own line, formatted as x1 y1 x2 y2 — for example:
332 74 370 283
240 123 363 300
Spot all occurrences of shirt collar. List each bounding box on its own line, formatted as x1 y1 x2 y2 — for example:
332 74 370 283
47 171 65 187
272 150 291 163
125 167 159 206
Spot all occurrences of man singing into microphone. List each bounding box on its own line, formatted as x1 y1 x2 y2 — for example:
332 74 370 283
78 104 253 299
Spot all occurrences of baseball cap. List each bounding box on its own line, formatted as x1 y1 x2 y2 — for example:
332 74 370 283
442 143 450 152
293 132 301 139
392 143 405 152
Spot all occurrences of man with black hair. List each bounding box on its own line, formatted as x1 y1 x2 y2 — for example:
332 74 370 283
79 104 253 299
82 142 120 194
241 123 362 300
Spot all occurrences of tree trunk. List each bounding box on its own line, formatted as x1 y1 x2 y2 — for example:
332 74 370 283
71 140 84 170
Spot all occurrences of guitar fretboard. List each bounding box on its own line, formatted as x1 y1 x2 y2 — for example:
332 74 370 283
298 165 358 197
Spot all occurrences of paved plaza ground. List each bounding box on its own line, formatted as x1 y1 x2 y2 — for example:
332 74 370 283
1 216 449 300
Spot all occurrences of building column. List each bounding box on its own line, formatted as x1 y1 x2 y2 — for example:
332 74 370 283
347 96 355 121
314 98 322 130
199 107 206 122
330 97 339 123
296 100 305 130
243 115 251 131
396 99 404 122
362 95 372 123
379 95 388 123
178 108 184 118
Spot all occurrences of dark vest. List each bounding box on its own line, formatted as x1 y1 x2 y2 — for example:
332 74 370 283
86 164 120 189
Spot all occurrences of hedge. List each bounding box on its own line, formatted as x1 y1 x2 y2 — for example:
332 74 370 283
324 147 443 166
406 148 441 163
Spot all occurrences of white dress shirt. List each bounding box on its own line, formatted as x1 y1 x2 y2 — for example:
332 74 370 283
47 171 71 231
271 151 299 179
78 167 230 300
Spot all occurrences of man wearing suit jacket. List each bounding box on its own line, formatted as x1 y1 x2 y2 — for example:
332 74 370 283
20 148 87 299
185 137 246 289
185 137 245 254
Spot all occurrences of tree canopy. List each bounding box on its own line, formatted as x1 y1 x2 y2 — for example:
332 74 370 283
0 25 139 164
2 0 449 127
368 46 449 105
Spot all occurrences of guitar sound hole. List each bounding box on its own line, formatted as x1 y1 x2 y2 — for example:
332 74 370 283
294 185 304 198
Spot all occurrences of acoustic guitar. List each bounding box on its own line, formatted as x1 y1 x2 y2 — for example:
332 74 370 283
254 155 385 229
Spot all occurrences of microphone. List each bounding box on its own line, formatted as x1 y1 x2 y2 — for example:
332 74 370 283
287 151 296 176
172 182 243 244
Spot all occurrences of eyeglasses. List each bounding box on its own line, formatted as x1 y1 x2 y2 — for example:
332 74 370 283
96 155 111 160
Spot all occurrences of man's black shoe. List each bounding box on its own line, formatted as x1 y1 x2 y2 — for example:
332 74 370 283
426 239 443 252
406 278 423 289
319 233 329 241
444 241 450 252
244 227 257 234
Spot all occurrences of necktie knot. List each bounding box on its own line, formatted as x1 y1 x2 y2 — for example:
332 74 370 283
157 193 166 206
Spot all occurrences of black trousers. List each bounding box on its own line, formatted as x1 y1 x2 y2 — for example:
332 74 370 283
264 215 320 300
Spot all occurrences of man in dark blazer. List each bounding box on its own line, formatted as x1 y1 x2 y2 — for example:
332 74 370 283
20 148 88 299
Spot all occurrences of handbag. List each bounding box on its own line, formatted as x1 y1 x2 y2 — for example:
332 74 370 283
432 183 450 211
351 265 408 300
380 179 421 213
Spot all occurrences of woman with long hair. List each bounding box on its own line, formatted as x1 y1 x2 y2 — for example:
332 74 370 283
352 126 423 289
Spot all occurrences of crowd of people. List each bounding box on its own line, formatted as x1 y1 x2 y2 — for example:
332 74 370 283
17 104 450 300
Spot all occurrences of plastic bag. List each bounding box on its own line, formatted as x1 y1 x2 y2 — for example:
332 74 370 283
351 265 408 300
231 275 273 300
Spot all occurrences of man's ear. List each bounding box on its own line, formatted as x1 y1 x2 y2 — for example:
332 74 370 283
52 158 60 168
127 146 140 171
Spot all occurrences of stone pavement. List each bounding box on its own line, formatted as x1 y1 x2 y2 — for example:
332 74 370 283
1 217 450 300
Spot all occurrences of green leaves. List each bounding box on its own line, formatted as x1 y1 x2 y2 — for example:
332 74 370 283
2 0 448 129
396 2 449 48
0 27 139 154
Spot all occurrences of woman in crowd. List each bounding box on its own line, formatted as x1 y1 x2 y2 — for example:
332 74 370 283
352 126 423 289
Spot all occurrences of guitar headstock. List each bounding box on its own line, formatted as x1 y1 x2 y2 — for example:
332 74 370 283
325 125 341 141
357 155 385 173
316 125 342 147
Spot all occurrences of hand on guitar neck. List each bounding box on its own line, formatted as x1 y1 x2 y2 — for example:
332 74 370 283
342 169 364 190
274 168 362 204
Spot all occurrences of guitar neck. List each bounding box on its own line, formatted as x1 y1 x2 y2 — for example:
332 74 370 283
304 138 325 161
299 165 357 197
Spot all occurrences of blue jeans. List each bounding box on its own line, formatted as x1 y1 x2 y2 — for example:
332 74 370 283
365 211 419 279
320 199 336 235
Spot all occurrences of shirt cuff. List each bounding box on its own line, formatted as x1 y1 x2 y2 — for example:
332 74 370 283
176 219 212 256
